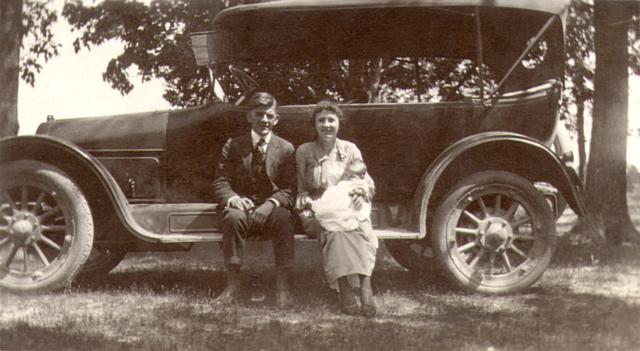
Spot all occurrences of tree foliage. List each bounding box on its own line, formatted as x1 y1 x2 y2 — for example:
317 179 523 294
224 57 496 106
20 0 61 87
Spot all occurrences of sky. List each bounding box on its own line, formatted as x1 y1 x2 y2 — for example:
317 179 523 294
17 0 171 136
16 1 640 166
18 17 171 136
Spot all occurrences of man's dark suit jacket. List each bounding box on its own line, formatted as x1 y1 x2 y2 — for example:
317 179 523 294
213 133 295 209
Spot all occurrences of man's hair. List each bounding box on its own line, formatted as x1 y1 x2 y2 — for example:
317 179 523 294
246 92 276 110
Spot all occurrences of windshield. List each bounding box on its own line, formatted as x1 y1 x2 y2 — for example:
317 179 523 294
219 53 560 105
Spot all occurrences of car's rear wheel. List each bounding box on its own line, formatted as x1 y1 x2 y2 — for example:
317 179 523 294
431 171 556 294
0 160 93 292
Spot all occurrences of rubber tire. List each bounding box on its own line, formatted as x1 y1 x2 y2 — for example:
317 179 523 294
0 160 94 292
78 247 126 276
431 171 556 294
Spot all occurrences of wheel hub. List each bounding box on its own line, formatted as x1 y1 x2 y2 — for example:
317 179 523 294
8 212 40 245
478 217 513 253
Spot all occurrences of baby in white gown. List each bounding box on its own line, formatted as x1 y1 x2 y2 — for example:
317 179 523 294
308 159 377 249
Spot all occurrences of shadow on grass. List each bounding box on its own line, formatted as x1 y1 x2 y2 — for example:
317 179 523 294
5 258 640 350
552 236 640 267
75 269 227 294
72 265 452 310
3 286 639 351
0 321 133 351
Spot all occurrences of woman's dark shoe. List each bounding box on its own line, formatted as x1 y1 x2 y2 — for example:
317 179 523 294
341 302 360 316
361 303 376 318
337 277 358 315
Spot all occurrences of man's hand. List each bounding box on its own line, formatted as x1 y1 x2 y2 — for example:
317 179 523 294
229 197 255 211
249 201 275 232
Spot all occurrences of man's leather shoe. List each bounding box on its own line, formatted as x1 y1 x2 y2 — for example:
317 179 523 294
276 289 293 308
213 283 239 305
275 270 293 308
213 267 240 305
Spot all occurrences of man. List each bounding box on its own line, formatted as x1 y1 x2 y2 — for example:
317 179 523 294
213 92 295 308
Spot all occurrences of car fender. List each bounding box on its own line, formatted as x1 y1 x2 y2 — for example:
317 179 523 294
0 135 169 243
414 131 587 238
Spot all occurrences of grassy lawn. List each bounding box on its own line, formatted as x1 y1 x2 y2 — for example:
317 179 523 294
2 196 640 350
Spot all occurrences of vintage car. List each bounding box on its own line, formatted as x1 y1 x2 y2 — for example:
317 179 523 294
0 0 584 294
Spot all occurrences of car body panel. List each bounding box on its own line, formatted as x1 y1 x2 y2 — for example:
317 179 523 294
414 131 586 238
36 80 559 205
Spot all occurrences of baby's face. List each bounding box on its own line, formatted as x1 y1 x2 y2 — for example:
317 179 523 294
343 169 365 180
344 161 367 180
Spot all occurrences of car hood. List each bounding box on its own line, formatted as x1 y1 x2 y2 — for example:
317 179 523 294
36 101 241 151
37 109 169 151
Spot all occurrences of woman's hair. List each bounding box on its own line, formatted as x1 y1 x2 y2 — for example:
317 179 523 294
310 100 347 127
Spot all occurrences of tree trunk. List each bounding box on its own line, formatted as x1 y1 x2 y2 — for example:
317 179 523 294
583 0 639 244
576 92 587 184
0 0 23 137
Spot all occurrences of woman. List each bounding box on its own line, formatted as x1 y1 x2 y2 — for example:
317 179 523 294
295 100 377 317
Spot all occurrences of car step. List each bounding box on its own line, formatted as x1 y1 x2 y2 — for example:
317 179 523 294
153 227 420 243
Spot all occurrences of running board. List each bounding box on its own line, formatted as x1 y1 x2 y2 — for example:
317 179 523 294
152 227 421 243
129 203 421 243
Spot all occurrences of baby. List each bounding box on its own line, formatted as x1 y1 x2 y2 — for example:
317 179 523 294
309 159 373 236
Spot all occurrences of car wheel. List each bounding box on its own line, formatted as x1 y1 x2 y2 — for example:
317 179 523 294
384 239 440 276
0 160 93 292
431 171 556 294
79 247 126 276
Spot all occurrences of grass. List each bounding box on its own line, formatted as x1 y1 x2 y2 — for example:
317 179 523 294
2 195 640 350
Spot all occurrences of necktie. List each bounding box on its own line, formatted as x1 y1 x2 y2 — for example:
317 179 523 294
252 138 269 200
255 138 267 163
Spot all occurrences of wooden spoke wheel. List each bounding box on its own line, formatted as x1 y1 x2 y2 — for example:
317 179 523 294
431 171 556 294
0 161 93 292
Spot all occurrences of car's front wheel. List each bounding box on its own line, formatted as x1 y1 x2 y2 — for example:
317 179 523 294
0 160 93 292
431 171 556 294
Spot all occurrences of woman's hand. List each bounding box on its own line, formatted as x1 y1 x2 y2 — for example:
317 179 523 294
351 193 367 210
349 186 370 210
295 193 313 211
